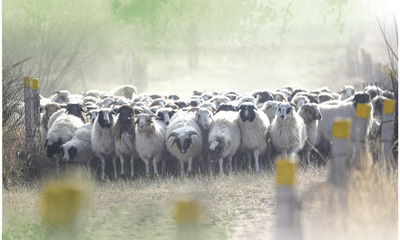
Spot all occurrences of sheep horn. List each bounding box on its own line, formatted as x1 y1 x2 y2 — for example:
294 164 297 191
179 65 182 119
186 130 199 138
167 132 180 144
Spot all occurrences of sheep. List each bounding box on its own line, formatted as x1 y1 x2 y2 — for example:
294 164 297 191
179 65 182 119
112 105 138 179
208 111 241 175
134 113 167 177
339 85 356 100
111 85 138 99
210 96 230 109
166 111 203 177
237 102 269 172
45 113 84 175
252 90 274 108
270 102 307 160
47 109 67 131
91 108 117 181
318 92 335 103
237 95 256 106
40 103 61 144
85 89 107 99
168 94 180 100
61 123 94 178
315 92 373 158
364 85 383 100
291 95 310 110
288 88 307 102
261 101 281 123
96 97 115 108
215 103 237 113
297 104 322 166
87 109 100 124
156 107 177 126
273 92 287 102
51 90 70 103
66 103 87 123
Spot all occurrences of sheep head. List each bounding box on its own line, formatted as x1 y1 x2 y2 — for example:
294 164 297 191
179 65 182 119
116 105 134 123
134 114 158 132
276 103 295 120
46 137 63 158
239 102 256 122
190 107 213 130
168 130 199 154
62 145 77 162
98 109 115 128
299 103 322 123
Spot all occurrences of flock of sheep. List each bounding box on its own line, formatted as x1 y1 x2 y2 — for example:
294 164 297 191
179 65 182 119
39 83 395 180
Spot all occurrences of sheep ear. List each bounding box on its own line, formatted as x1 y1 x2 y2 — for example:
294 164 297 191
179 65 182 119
80 104 87 113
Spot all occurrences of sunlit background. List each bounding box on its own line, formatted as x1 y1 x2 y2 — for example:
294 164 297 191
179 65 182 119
2 0 398 98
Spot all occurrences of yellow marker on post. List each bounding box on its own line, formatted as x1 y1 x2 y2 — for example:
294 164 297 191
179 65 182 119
31 78 39 90
332 120 351 138
174 200 200 225
24 76 33 87
276 159 295 185
383 99 395 114
40 184 82 227
355 103 371 119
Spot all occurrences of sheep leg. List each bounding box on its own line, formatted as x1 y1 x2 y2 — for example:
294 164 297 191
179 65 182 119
112 155 118 180
246 152 252 172
227 155 233 174
85 160 92 180
130 155 135 180
254 149 261 173
161 158 166 175
218 158 224 176
119 156 126 179
55 157 60 176
180 160 185 177
100 156 106 181
187 157 193 175
153 156 161 176
143 158 150 177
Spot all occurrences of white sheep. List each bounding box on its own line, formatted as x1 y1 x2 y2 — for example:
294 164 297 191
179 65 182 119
291 95 309 110
111 85 138 100
339 85 355 100
61 123 94 178
166 111 203 177
40 103 61 146
270 102 307 160
315 93 373 158
297 103 322 166
113 105 137 179
237 102 269 172
208 111 241 175
261 101 281 123
51 90 70 103
45 113 84 175
134 113 167 177
91 108 117 181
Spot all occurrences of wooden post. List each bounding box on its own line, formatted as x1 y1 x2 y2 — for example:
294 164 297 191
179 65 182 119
24 77 40 174
329 119 351 210
380 99 395 170
351 103 371 168
276 158 300 240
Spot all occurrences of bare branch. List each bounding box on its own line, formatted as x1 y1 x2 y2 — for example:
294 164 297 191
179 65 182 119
375 15 398 61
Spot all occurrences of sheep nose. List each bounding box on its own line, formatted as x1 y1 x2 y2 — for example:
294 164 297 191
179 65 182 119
280 115 285 120
166 121 169 125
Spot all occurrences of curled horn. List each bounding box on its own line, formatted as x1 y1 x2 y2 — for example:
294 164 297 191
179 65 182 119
186 130 199 146
167 132 180 147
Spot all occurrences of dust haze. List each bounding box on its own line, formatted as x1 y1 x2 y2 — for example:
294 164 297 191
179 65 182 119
3 0 397 98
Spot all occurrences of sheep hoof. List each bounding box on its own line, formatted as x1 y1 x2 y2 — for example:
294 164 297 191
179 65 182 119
121 173 126 180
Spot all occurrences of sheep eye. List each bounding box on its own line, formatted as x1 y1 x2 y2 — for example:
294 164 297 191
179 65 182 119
134 120 139 124
286 108 291 114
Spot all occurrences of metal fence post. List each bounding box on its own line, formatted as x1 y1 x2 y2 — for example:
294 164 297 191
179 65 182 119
329 119 351 211
24 77 40 174
351 103 371 168
276 158 300 240
380 99 395 170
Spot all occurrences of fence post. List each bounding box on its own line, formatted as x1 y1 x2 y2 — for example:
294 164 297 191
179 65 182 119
329 119 351 210
276 158 300 240
380 99 395 170
24 77 40 175
351 103 371 168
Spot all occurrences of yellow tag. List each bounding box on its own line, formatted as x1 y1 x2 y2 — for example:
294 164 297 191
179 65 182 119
40 184 82 227
276 159 295 185
383 100 395 114
332 120 351 138
24 76 33 88
31 78 39 90
174 200 200 225
355 104 371 119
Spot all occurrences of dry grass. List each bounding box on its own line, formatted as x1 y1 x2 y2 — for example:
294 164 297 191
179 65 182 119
2 160 397 240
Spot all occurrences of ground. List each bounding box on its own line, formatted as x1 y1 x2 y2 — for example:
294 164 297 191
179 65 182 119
2 163 397 240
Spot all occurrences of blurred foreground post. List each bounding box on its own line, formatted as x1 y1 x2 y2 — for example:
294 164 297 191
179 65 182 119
329 119 351 209
24 77 40 175
351 103 371 168
380 99 395 170
276 158 300 240
174 199 201 240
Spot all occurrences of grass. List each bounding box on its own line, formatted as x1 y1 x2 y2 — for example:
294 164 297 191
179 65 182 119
3 161 397 240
